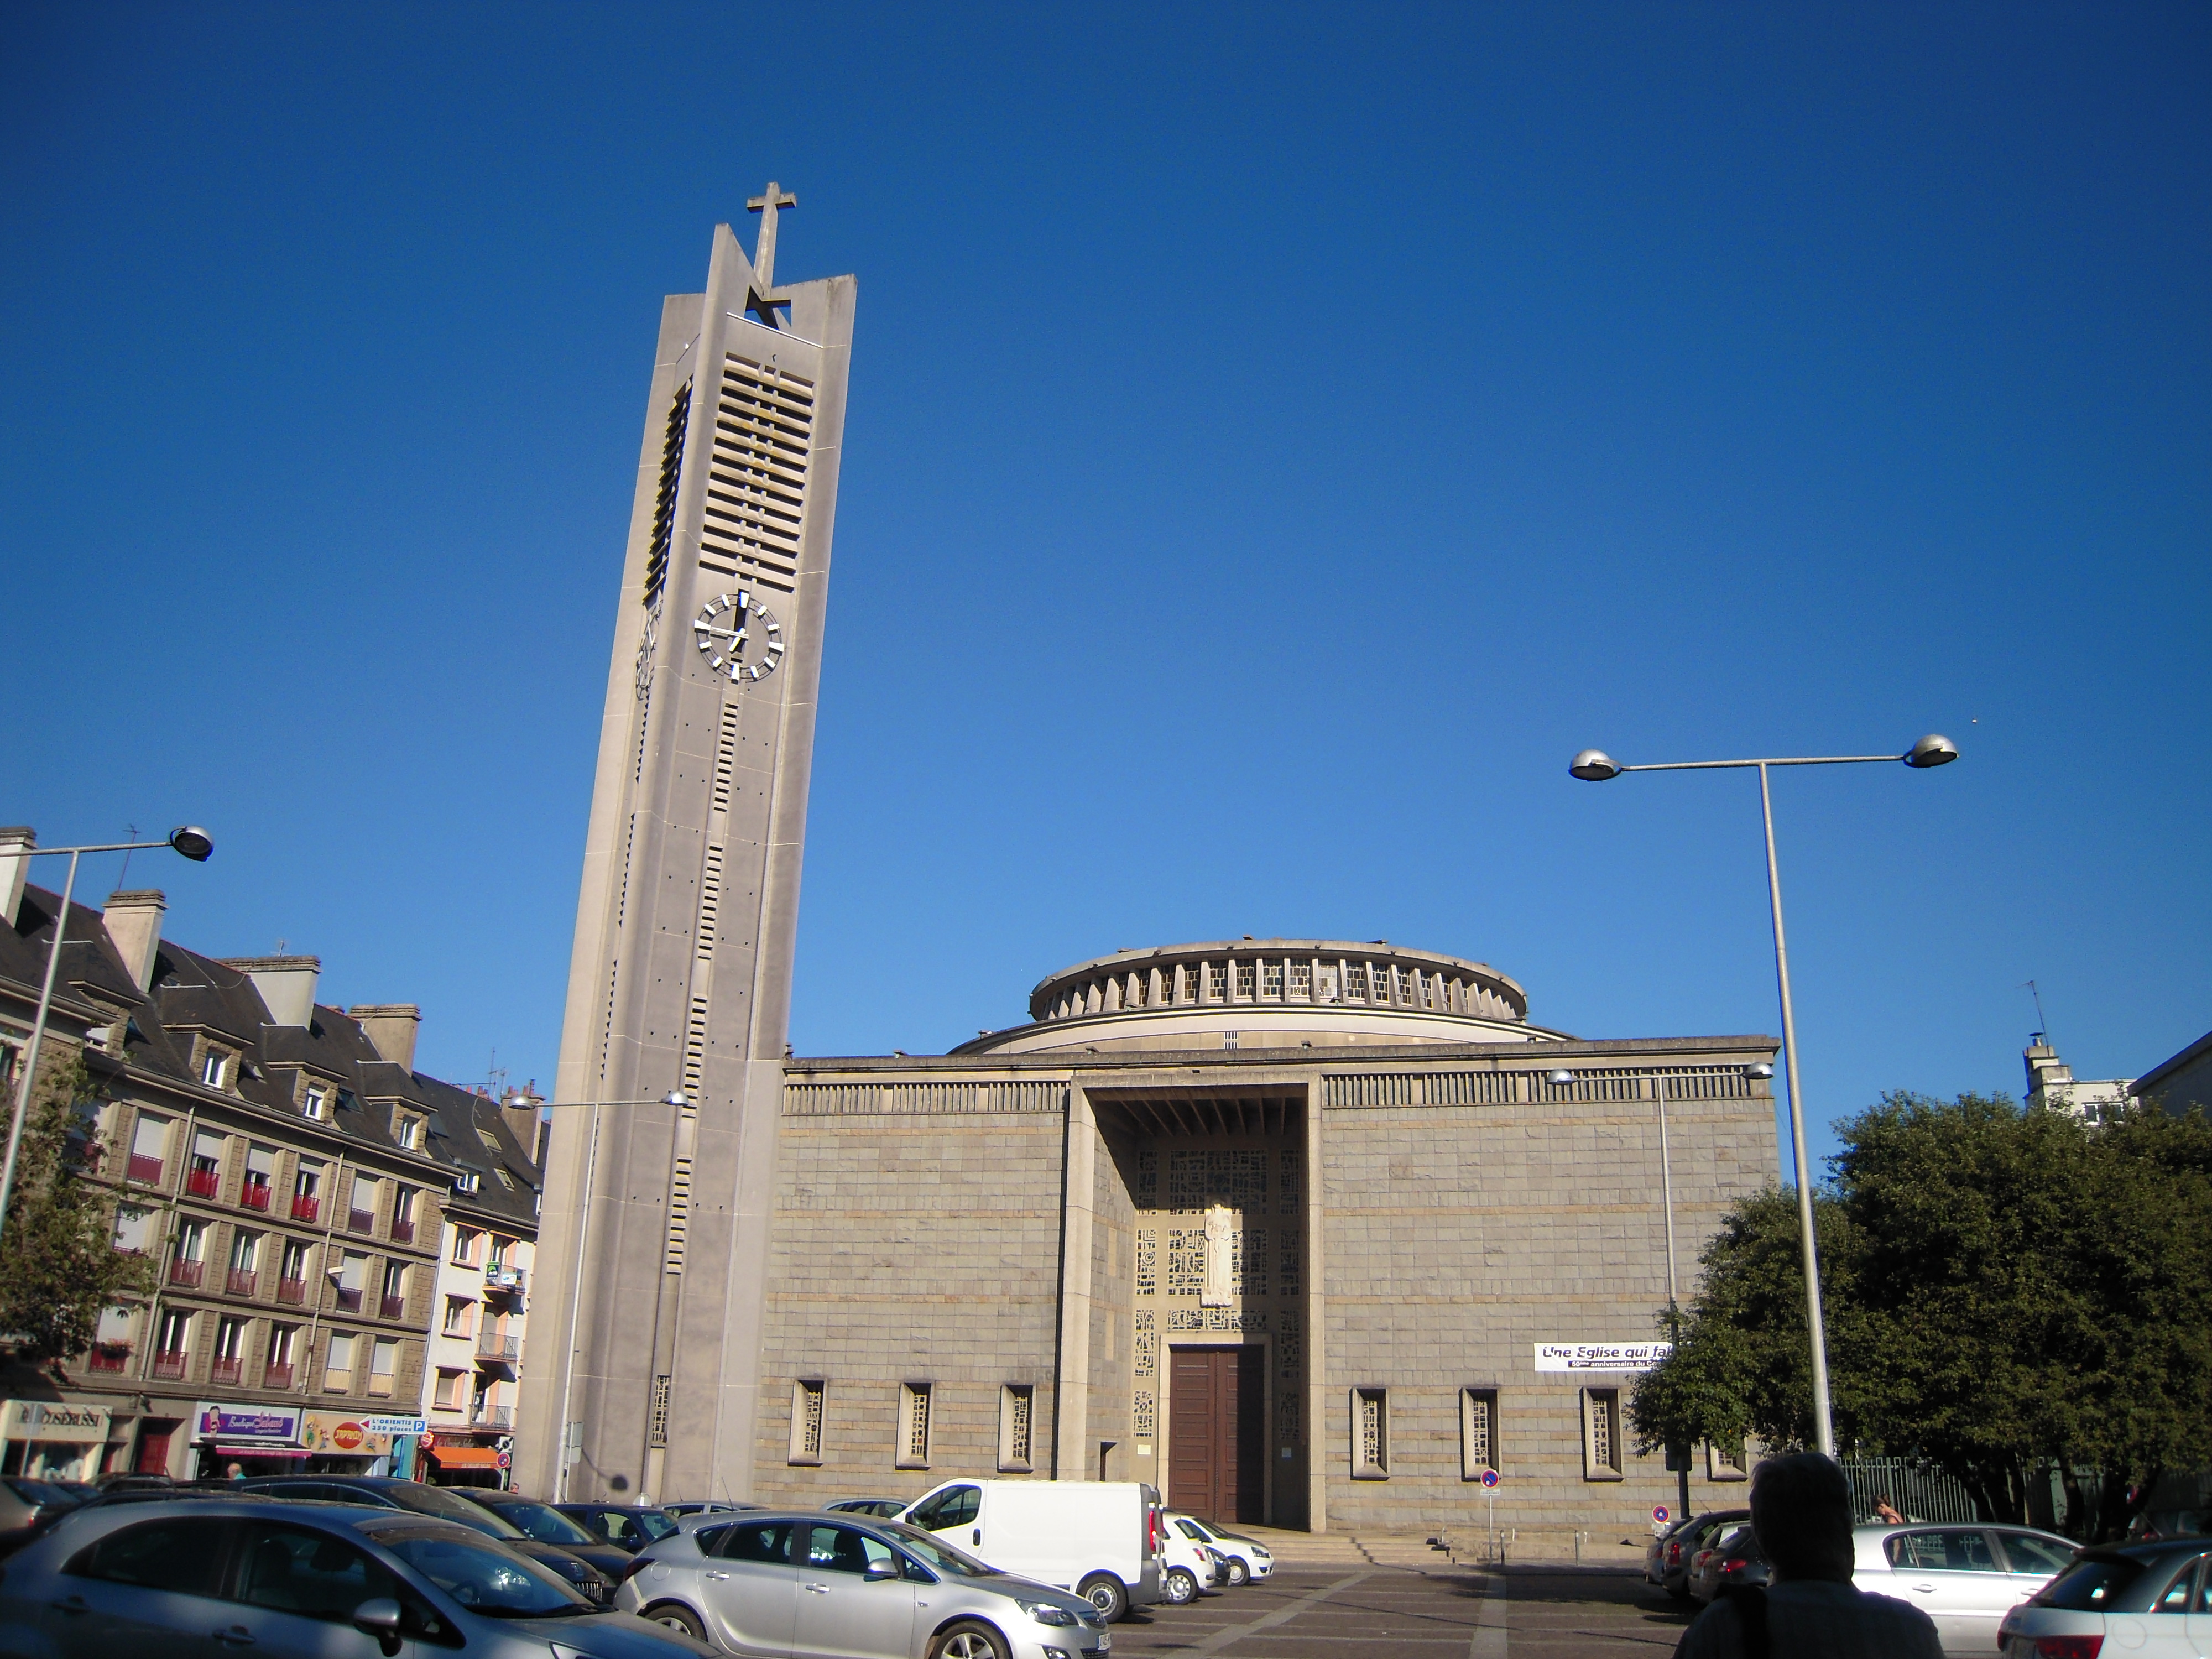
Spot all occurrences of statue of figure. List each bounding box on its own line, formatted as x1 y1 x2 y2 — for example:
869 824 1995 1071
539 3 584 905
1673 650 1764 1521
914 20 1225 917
1202 1203 1235 1307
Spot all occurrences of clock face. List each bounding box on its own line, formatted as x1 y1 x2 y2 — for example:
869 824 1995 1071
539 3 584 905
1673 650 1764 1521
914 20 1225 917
692 591 785 684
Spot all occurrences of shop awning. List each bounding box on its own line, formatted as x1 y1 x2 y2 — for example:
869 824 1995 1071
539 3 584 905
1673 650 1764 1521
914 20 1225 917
215 1444 310 1458
426 1446 501 1469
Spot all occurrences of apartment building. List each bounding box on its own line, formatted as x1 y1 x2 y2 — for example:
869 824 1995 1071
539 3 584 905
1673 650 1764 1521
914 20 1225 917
0 833 523 1481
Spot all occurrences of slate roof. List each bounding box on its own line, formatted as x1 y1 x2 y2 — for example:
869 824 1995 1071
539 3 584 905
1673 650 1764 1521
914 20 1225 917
2 880 544 1204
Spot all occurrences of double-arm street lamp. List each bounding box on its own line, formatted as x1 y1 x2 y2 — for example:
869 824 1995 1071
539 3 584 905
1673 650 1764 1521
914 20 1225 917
519 1088 690 1501
0 827 215 1248
1567 734 1958 1457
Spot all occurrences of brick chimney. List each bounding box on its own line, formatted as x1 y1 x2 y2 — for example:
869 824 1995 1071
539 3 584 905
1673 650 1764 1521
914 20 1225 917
0 828 33 930
103 890 168 993
350 1005 421 1073
224 956 321 1027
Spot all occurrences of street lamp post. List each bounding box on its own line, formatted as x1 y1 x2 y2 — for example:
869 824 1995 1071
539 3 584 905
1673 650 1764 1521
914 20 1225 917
0 828 215 1248
524 1088 688 1501
1567 734 1957 1457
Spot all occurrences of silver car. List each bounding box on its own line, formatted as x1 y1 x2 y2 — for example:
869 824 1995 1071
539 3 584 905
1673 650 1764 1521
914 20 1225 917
0 1494 712 1659
617 1509 1111 1659
1850 1520 2079 1653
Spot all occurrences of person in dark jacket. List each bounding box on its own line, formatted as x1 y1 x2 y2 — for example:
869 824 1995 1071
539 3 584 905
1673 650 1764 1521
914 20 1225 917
1674 1453 1941 1659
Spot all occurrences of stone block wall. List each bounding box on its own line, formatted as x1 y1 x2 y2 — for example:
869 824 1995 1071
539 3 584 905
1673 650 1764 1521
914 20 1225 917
751 1107 1068 1505
1319 1087 1775 1533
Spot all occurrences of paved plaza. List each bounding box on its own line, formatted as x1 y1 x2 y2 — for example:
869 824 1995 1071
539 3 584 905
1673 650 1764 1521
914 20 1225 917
1105 1537 1698 1658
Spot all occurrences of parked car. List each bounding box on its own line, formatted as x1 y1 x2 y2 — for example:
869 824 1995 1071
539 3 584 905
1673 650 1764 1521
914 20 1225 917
1166 1512 1271 1584
662 1500 760 1519
901 1478 1162 1622
1651 1509 1749 1599
828 1498 912 1519
1157 1519 1227 1605
458 1489 637 1580
1694 1526 1768 1604
237 1475 617 1604
1851 1521 2079 1653
1687 1525 1750 1604
1999 1538 2212 1659
0 1493 712 1658
614 1507 1111 1658
561 1501 685 1551
0 1476 87 1553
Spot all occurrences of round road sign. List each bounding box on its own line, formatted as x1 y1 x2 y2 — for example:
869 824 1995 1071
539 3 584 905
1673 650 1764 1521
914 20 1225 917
1480 1469 1500 1488
1653 1505 1670 1524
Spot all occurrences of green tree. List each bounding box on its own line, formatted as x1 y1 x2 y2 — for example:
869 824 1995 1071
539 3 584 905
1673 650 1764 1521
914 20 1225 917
1631 1092 2212 1541
0 1054 155 1369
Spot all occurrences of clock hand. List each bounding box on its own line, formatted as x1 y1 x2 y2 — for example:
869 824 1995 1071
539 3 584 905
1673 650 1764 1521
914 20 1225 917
695 625 750 642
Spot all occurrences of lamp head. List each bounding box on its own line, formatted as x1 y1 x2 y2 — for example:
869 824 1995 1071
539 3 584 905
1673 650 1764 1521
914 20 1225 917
1746 1062 1775 1081
167 826 215 862
1569 749 1622 782
1546 1069 1575 1087
662 1091 689 1109
1903 734 1959 770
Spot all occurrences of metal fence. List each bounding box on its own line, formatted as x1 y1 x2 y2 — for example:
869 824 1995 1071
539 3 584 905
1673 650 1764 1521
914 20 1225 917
1838 1457 1983 1524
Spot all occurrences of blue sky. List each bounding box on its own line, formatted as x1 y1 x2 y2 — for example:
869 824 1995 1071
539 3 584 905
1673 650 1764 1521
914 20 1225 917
4 4 2206 1176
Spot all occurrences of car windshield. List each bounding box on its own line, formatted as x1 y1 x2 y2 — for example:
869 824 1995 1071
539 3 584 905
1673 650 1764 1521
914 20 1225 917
4 1477 75 1505
376 1484 526 1538
488 1501 598 1546
2036 1557 2147 1610
881 1522 999 1577
633 1511 679 1541
359 1522 591 1619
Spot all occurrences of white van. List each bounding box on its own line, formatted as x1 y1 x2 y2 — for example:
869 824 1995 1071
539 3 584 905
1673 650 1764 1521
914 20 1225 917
901 1479 1164 1621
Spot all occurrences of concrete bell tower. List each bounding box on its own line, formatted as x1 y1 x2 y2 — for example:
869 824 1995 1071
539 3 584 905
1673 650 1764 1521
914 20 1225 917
517 188 855 1503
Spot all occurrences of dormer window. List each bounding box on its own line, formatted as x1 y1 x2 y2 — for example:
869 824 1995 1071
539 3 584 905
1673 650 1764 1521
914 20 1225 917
303 1083 329 1121
452 1167 482 1196
396 1115 422 1150
200 1049 229 1089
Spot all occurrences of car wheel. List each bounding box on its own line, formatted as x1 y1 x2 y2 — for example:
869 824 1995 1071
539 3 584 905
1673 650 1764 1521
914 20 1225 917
1078 1572 1129 1623
928 1619 1010 1659
1225 1557 1250 1587
1162 1567 1198 1605
641 1602 706 1639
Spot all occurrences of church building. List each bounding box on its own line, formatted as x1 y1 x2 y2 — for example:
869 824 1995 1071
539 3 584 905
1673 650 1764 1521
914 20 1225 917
516 195 1783 1538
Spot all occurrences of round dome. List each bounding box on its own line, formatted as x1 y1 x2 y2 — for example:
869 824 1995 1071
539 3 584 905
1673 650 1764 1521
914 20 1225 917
953 940 1560 1056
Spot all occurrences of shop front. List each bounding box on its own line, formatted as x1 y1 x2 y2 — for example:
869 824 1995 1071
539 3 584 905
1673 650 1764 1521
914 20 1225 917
2 1401 112 1482
300 1410 395 1474
420 1434 507 1489
193 1401 307 1479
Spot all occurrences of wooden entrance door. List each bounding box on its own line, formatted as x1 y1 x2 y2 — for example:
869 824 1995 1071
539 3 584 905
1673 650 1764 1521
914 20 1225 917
1168 1345 1264 1524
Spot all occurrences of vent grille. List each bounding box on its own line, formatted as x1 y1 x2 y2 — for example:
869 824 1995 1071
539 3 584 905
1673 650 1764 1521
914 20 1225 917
696 846 724 963
698 353 813 594
649 1374 672 1447
681 996 711 1095
710 700 740 813
642 380 691 608
663 1155 693 1272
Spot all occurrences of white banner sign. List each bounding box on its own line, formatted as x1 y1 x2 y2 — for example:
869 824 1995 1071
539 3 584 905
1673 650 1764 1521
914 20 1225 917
4 1400 112 1443
1533 1341 1673 1374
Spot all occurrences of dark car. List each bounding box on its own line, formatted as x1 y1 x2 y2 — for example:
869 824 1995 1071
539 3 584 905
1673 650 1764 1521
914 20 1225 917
457 1490 635 1580
559 1502 684 1552
823 1497 909 1519
236 1475 617 1603
0 1494 713 1658
1689 1525 1769 1605
1652 1509 1749 1599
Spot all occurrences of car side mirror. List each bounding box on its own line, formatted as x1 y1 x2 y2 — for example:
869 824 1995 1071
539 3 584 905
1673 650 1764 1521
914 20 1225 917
352 1597 403 1657
864 1559 899 1580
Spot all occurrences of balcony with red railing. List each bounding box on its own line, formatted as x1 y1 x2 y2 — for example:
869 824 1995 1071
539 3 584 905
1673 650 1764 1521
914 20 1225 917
290 1192 320 1223
152 1351 188 1380
239 1176 272 1212
226 1268 258 1298
127 1153 165 1185
276 1277 307 1306
262 1360 294 1390
390 1218 415 1244
87 1344 131 1374
335 1287 363 1313
211 1356 242 1386
379 1294 407 1321
168 1258 205 1288
186 1165 221 1199
347 1208 375 1235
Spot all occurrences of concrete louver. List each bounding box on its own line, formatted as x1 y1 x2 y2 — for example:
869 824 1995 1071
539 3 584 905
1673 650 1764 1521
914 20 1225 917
103 890 168 993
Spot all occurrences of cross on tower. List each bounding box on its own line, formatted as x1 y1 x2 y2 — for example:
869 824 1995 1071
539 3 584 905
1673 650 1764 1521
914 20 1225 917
746 181 797 322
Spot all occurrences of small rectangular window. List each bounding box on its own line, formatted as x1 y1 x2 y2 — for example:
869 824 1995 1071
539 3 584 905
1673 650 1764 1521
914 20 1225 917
1206 962 1226 1000
998 1384 1035 1472
201 1050 227 1088
302 1082 327 1119
324 1331 356 1392
790 1379 825 1465
1352 1387 1389 1479
434 1368 465 1409
1583 1387 1624 1480
1706 1441 1748 1482
368 1338 398 1397
1461 1388 1499 1479
1234 961 1255 999
1289 961 1311 999
1261 961 1283 998
898 1382 932 1469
